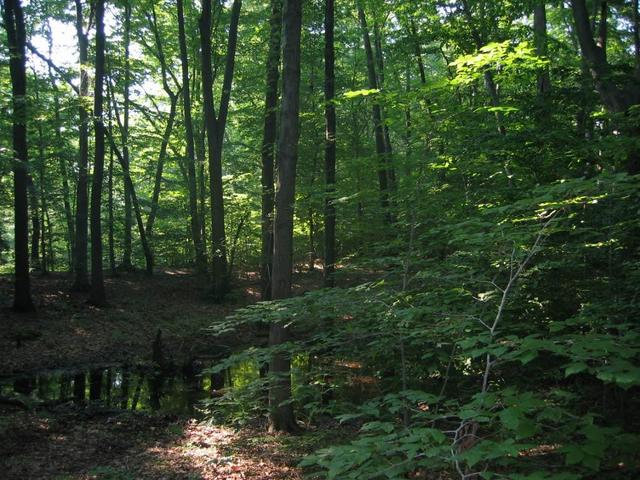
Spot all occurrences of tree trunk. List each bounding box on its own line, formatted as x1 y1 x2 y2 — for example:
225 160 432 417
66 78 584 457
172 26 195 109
200 0 241 299
28 175 41 271
121 0 133 270
36 111 48 273
261 0 282 301
52 84 74 270
146 93 179 238
3 0 35 312
146 7 181 239
534 0 551 96
106 131 154 275
268 0 302 434
570 0 639 113
323 0 337 288
73 0 90 291
357 5 391 222
571 0 640 173
88 0 106 306
177 0 207 272
108 133 116 275
373 20 396 193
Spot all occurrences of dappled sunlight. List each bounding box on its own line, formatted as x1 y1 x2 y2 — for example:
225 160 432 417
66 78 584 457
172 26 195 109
136 421 303 479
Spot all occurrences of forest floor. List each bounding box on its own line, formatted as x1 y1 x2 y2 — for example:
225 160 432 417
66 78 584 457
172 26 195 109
0 268 348 479
0 268 323 375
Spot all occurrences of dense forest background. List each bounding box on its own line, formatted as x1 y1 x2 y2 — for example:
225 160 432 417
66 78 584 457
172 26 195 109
1 0 640 478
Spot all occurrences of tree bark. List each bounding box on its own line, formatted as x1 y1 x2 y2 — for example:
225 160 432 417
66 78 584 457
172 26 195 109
357 5 391 222
105 121 154 275
323 0 337 287
72 0 90 291
571 0 640 173
261 0 282 301
177 0 207 272
268 0 302 434
28 175 41 271
3 0 35 312
570 0 639 113
200 0 241 299
373 20 396 193
107 130 116 275
534 0 551 96
88 0 106 306
50 79 75 270
121 0 133 270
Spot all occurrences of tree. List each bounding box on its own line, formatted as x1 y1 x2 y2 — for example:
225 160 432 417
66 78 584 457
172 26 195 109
3 0 35 312
323 0 337 287
268 0 302 433
120 0 133 270
199 0 242 299
88 0 106 306
357 5 392 221
570 0 640 174
177 0 207 272
72 0 91 291
260 0 283 300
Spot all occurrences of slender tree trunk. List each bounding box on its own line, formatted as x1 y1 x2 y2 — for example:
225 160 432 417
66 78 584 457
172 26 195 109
177 0 207 272
357 5 391 222
3 0 34 312
200 0 241 299
44 17 74 270
323 0 338 286
106 129 154 275
409 18 427 84
52 86 74 270
461 0 506 135
121 1 133 269
146 93 179 237
534 1 551 96
73 0 90 290
28 175 41 271
89 0 106 306
268 0 302 434
36 114 48 273
108 133 116 275
146 7 181 240
373 20 396 193
261 0 282 301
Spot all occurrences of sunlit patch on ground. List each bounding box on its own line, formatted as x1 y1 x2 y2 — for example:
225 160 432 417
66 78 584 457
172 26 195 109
0 411 304 479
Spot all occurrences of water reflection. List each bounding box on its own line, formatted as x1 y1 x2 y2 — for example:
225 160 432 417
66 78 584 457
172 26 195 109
0 363 220 415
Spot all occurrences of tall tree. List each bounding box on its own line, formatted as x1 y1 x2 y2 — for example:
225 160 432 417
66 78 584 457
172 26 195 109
88 0 106 306
199 0 242 299
3 0 35 312
534 0 551 96
177 0 207 272
570 0 640 173
260 0 283 300
357 5 391 221
121 0 133 270
323 0 337 287
268 0 302 433
72 0 91 290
